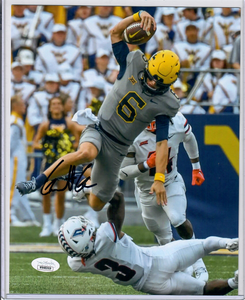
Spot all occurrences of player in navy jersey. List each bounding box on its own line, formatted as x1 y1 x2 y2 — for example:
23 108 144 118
16 10 181 212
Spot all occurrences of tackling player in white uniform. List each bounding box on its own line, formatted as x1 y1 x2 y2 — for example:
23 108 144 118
119 112 207 281
58 192 238 295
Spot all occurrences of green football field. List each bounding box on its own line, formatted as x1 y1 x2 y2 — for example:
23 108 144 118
9 226 238 296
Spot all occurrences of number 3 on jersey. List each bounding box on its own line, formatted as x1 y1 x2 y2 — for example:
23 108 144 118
117 91 146 123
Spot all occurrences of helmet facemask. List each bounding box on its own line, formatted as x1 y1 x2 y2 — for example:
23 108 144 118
141 67 172 96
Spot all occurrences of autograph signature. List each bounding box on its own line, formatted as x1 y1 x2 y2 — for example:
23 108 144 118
40 160 97 195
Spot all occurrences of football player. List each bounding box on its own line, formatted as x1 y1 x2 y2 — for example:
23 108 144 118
16 11 180 212
119 112 207 281
58 192 238 295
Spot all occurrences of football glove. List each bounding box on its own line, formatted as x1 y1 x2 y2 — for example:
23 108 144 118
146 152 156 169
192 169 205 186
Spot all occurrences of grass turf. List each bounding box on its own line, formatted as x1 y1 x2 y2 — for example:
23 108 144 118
9 226 238 296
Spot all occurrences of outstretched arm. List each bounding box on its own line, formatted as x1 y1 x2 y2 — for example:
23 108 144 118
183 131 205 186
107 192 125 239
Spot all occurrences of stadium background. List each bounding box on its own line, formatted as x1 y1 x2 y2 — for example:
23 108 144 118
10 5 240 238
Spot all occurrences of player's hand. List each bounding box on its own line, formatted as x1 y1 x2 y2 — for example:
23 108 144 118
140 11 156 31
150 180 167 206
146 152 156 168
192 169 205 186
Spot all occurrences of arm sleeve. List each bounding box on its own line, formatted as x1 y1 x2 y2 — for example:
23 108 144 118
183 132 199 159
155 115 170 142
112 41 129 79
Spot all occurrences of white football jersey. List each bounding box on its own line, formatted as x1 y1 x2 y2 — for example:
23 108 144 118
172 41 212 69
68 222 152 291
35 43 83 79
128 112 192 193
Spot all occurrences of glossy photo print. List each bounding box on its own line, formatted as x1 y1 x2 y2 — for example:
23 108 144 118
1 0 244 299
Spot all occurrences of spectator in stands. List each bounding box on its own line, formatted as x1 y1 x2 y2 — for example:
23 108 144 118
10 95 40 227
58 62 81 113
172 23 212 90
194 49 237 113
204 7 240 50
24 5 54 42
34 24 83 80
175 7 206 42
145 7 177 56
11 61 36 105
79 6 122 68
11 5 33 58
173 79 206 114
66 6 93 48
229 33 240 113
83 48 118 85
17 49 44 87
27 73 68 178
32 96 79 236
77 76 106 111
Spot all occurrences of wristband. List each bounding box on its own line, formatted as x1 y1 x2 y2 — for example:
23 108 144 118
154 172 165 183
143 161 150 170
133 10 143 22
192 161 201 170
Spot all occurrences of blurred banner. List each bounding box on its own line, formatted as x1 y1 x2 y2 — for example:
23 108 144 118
177 114 239 239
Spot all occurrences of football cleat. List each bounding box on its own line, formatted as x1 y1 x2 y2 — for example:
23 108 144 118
16 177 37 195
194 267 209 282
228 270 238 289
226 238 239 252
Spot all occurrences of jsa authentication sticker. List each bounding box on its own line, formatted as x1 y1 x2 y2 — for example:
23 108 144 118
31 257 60 272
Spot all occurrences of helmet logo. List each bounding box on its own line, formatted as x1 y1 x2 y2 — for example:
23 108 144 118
72 227 86 238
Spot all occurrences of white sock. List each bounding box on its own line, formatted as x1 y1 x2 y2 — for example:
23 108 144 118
43 213 52 226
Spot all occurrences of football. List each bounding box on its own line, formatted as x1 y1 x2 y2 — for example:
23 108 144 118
122 22 156 45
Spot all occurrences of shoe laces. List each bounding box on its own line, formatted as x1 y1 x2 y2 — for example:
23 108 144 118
23 178 36 190
195 267 207 275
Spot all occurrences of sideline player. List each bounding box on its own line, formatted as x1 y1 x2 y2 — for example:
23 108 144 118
119 112 207 280
16 10 181 212
58 192 238 295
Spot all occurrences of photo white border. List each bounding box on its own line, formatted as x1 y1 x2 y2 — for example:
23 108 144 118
1 0 244 299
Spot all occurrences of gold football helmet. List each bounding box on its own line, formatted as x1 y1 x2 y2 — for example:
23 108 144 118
141 50 180 95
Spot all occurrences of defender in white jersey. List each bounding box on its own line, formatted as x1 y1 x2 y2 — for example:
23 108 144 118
119 112 207 280
58 192 238 295
16 11 180 212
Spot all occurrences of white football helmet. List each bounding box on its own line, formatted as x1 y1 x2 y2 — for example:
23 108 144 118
58 216 96 258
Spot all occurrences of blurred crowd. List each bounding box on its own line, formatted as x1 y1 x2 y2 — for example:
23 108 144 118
10 5 241 229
